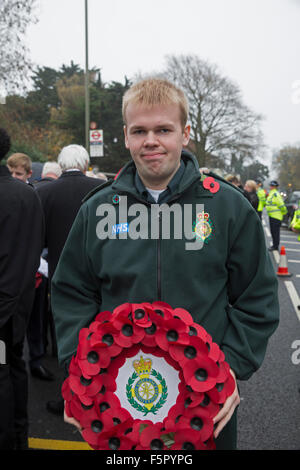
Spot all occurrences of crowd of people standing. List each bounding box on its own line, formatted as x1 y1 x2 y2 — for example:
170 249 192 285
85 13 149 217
0 129 106 449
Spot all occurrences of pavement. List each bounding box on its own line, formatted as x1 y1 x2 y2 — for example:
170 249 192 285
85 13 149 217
24 213 300 451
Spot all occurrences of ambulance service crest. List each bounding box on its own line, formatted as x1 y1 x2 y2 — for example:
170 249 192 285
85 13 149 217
193 211 213 243
126 356 168 416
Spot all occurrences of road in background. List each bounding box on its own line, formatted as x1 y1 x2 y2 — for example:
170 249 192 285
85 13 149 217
237 213 300 450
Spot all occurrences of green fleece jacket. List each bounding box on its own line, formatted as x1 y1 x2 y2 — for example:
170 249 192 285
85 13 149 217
51 152 279 448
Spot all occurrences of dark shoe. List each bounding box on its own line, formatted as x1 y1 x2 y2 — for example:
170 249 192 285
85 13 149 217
30 365 54 381
268 246 278 251
46 399 64 416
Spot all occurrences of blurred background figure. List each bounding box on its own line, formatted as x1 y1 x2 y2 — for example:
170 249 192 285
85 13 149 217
36 144 105 416
27 161 62 382
0 129 44 449
244 180 259 211
265 180 287 251
290 199 300 241
256 177 266 220
6 153 32 183
225 174 241 187
35 161 62 186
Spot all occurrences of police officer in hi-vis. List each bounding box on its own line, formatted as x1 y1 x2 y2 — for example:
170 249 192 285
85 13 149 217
265 180 287 251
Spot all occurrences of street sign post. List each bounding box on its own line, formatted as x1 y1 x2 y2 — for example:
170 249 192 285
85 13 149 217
90 129 104 157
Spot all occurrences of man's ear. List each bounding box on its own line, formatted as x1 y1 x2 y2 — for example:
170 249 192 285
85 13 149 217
123 125 129 149
183 124 191 147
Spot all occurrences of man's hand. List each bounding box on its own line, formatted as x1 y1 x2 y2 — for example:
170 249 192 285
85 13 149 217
64 402 82 434
213 369 240 439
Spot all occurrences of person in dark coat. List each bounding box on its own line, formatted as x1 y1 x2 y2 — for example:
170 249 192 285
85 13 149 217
36 145 105 281
26 162 62 381
0 128 44 449
36 144 105 414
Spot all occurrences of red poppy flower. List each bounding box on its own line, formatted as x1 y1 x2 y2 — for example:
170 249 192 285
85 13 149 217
68 356 113 402
170 429 207 450
183 356 220 392
76 329 111 376
203 176 220 194
81 407 115 448
172 307 194 325
95 418 135 450
139 423 167 450
91 322 123 356
207 372 236 404
114 321 145 348
155 317 190 351
132 304 153 328
163 402 185 432
168 335 208 365
151 301 174 321
177 407 214 443
93 310 113 324
94 391 121 415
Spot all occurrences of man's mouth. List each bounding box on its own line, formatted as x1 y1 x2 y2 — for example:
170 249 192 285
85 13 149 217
141 152 166 160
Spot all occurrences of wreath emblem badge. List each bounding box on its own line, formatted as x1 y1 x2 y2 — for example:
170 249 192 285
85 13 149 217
126 356 168 416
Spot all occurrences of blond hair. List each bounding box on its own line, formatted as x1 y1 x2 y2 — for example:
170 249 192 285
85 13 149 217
7 153 32 173
245 180 258 192
122 78 189 129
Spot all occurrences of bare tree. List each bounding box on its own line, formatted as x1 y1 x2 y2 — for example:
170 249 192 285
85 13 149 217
0 0 37 95
164 54 265 168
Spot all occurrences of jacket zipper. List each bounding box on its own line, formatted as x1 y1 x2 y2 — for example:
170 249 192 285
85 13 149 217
157 210 162 300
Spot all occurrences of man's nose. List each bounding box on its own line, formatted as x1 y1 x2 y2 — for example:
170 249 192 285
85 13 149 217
143 131 158 146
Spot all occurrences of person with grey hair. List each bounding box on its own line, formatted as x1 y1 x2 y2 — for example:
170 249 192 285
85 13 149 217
41 161 62 180
57 144 90 172
36 144 106 415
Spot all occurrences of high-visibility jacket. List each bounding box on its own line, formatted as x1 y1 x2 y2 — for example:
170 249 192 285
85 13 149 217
290 203 300 240
265 189 287 221
257 187 266 212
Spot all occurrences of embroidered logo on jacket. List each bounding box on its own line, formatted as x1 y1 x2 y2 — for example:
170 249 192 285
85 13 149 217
193 211 213 243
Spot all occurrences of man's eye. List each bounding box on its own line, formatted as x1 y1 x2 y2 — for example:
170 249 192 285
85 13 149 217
133 129 144 134
159 129 170 134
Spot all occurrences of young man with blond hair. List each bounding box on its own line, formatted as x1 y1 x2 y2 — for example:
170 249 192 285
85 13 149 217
51 78 279 450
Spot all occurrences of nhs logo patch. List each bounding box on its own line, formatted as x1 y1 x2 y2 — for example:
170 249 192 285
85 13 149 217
112 223 129 235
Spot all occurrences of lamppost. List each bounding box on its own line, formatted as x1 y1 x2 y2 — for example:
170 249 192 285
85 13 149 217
84 0 90 152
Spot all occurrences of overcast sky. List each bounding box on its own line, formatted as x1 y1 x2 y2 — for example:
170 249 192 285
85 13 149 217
26 0 300 166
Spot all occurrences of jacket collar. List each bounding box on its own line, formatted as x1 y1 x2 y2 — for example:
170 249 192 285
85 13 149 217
0 164 12 177
60 170 85 178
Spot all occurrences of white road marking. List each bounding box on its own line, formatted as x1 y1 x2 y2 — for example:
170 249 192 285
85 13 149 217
281 241 300 245
273 251 280 263
265 227 271 237
288 260 300 263
284 281 300 321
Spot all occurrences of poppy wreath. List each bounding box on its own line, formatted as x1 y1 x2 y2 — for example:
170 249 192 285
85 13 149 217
62 301 235 450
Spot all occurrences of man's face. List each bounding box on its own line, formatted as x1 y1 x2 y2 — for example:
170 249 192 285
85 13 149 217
8 165 32 182
124 103 190 190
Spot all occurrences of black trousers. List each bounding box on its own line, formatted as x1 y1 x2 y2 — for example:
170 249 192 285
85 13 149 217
27 277 48 368
0 319 28 450
269 217 281 250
